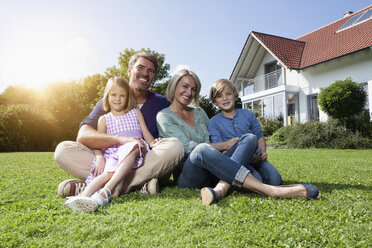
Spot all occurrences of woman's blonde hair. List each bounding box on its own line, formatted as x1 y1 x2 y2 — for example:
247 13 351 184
209 79 238 103
166 69 201 107
102 77 136 113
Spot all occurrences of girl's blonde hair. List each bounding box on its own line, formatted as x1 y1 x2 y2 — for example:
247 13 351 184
166 69 201 107
102 77 136 113
209 79 238 103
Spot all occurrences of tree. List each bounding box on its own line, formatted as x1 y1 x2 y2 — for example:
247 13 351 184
199 95 218 118
318 78 367 124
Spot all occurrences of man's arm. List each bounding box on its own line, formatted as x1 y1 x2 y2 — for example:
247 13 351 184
76 124 133 149
257 136 268 161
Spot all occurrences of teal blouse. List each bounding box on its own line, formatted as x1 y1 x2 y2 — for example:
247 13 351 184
156 107 210 155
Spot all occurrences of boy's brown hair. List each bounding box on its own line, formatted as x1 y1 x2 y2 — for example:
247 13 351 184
209 79 238 103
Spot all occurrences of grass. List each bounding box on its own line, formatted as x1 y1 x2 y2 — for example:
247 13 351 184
0 149 371 247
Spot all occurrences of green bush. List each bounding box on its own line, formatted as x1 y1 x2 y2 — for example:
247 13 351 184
258 117 283 136
267 121 371 149
318 78 366 120
0 105 57 151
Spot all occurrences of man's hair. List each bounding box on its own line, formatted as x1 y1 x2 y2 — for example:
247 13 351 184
166 69 201 107
128 52 159 75
102 77 136 113
209 79 238 103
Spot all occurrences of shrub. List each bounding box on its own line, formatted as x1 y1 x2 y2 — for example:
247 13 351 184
0 105 57 151
258 117 283 136
267 121 371 149
318 78 366 121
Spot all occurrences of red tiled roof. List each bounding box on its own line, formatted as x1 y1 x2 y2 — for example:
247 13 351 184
252 5 372 69
252 32 305 68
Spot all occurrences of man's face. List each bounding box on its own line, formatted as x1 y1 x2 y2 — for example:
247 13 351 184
128 57 156 91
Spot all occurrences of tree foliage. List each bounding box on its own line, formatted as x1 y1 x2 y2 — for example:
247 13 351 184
318 78 367 120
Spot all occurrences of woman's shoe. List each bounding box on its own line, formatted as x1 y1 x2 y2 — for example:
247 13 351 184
200 187 216 205
301 184 319 200
91 187 112 207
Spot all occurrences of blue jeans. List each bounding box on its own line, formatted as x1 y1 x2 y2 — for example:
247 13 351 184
177 134 255 189
176 133 282 189
224 134 282 185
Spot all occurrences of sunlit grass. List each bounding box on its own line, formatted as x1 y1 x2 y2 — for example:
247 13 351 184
0 150 371 247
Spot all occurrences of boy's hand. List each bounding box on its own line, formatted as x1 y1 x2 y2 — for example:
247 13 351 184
225 137 239 151
92 156 105 177
250 150 268 165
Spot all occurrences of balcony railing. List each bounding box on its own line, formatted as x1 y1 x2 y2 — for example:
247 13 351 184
239 69 283 96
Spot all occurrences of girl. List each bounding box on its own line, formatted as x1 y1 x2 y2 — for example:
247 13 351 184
63 77 159 213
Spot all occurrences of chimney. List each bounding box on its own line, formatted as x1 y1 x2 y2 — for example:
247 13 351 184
343 11 353 18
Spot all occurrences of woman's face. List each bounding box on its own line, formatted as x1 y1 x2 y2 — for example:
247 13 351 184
174 75 197 106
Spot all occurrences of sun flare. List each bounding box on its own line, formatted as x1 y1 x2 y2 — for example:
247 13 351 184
2 37 100 91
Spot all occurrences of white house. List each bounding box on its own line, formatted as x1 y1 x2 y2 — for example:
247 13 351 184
230 5 372 125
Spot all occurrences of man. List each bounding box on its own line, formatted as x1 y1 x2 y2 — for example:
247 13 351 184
55 52 184 197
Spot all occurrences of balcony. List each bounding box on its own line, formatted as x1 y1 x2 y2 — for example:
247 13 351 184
239 69 283 96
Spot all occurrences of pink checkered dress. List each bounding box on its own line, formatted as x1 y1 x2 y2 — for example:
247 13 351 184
86 109 150 184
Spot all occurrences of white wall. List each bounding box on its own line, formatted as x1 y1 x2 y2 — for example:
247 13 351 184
287 48 372 123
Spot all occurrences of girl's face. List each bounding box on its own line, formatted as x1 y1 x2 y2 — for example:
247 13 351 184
174 75 197 107
108 83 128 114
213 86 236 113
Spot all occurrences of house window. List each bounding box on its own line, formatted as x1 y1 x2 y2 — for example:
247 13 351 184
274 93 284 121
253 99 262 117
244 102 252 110
308 95 319 121
264 61 282 90
263 97 273 120
287 93 298 125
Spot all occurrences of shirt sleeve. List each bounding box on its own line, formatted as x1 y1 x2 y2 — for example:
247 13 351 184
248 110 264 140
208 116 224 143
80 97 106 130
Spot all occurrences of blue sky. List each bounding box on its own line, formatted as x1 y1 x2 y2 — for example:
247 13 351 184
0 0 371 95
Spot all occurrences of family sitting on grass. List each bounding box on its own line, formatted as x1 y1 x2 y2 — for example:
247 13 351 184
55 52 319 213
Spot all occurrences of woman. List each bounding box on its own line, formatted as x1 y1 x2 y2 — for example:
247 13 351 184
156 69 319 205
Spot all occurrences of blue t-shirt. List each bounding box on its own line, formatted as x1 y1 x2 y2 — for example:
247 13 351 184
80 91 169 138
208 108 263 143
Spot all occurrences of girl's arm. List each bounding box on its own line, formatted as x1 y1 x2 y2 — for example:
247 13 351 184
136 109 156 148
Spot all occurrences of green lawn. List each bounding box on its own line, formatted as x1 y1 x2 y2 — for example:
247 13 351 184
0 150 371 247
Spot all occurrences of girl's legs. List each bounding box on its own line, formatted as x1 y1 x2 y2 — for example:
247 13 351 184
80 172 113 197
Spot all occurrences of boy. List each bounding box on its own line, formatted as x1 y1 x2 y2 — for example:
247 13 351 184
208 79 282 186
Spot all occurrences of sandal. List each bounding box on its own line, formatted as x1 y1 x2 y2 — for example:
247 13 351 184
63 196 98 213
91 187 112 207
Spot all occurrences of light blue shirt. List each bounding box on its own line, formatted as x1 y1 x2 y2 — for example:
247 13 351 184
208 108 263 143
157 107 210 155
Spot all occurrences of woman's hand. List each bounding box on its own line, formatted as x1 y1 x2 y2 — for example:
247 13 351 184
92 156 105 177
150 137 162 148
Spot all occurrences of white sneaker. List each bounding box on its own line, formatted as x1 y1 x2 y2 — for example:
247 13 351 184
63 196 98 213
138 178 159 195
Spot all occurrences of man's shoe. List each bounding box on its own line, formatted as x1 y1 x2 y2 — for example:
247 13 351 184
58 179 87 198
138 178 159 195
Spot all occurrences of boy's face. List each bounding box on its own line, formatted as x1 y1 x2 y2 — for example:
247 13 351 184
214 86 236 113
